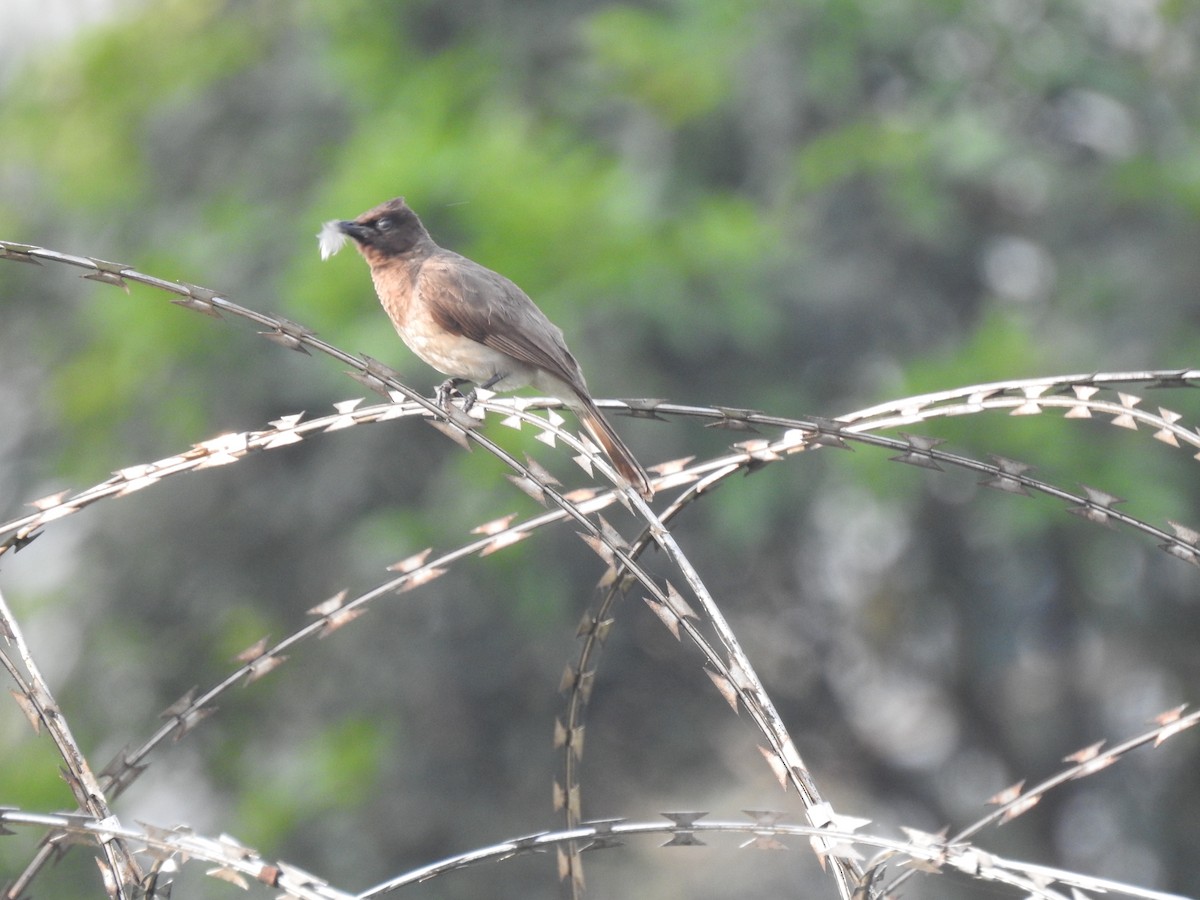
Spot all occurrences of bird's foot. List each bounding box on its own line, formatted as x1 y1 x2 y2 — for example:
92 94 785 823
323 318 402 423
463 372 505 412
435 378 468 409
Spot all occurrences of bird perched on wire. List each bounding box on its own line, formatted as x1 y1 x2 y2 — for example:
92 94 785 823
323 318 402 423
319 197 654 499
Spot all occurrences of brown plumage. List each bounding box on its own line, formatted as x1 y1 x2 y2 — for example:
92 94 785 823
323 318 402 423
331 197 653 499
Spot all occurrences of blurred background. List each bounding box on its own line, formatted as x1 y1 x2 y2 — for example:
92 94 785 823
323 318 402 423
2 0 1199 897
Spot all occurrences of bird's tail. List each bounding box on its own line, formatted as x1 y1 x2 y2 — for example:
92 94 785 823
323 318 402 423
571 397 654 500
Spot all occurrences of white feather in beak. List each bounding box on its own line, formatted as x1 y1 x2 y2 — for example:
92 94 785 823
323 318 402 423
317 220 349 260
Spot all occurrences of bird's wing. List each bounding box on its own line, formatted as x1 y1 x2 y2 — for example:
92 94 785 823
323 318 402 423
418 252 586 389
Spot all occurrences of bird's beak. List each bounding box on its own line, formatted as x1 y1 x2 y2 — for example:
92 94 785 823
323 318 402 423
336 220 373 243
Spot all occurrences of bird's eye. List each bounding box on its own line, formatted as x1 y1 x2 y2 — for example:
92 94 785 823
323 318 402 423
376 217 393 233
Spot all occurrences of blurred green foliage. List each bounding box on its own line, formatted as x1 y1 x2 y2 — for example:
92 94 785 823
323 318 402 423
235 716 390 845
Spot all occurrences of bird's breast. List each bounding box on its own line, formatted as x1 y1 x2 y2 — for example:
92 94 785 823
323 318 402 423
377 275 532 390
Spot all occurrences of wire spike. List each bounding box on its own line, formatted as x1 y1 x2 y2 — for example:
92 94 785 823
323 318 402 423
269 412 306 430
1148 371 1198 389
259 330 309 354
578 820 625 852
471 514 517 537
890 434 945 470
505 474 547 505
396 566 447 592
426 417 475 450
159 688 199 720
1153 703 1186 724
82 268 129 290
563 486 599 503
999 794 1040 823
744 810 787 827
524 454 561 487
552 780 565 811
245 654 287 684
1153 428 1180 446
558 664 579 695
987 780 1024 805
576 669 596 703
478 530 530 556
715 406 760 421
758 744 790 788
234 636 271 663
577 532 615 564
0 243 42 264
595 516 629 551
307 589 348 616
1081 485 1123 508
576 612 614 642
706 418 757 433
1167 521 1200 545
643 597 681 640
664 582 698 621
30 490 71 511
705 669 739 711
810 428 852 450
174 706 217 738
980 455 1034 496
316 606 367 637
622 398 669 420
1063 740 1105 764
660 811 707 846
11 690 42 733
388 548 433 573
740 832 788 851
649 455 695 475
1068 485 1124 527
1161 540 1200 566
900 825 947 848
480 528 528 556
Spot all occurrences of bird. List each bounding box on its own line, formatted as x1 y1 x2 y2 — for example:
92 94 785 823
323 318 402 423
319 197 654 499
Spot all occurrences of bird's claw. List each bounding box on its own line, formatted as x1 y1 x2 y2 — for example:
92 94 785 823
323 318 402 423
435 378 467 410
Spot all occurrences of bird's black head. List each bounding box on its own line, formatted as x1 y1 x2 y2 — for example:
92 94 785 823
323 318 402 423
337 197 431 261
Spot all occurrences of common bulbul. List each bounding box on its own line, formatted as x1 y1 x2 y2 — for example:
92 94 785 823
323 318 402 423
320 197 654 499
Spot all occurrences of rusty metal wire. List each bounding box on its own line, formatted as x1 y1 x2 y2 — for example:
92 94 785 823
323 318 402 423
0 589 142 898
3 240 1200 899
353 790 1199 900
5 775 1196 900
0 807 353 899
1 239 869 898
881 704 1200 896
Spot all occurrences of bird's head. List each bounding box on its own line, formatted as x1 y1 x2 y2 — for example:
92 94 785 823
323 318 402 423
319 197 430 264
